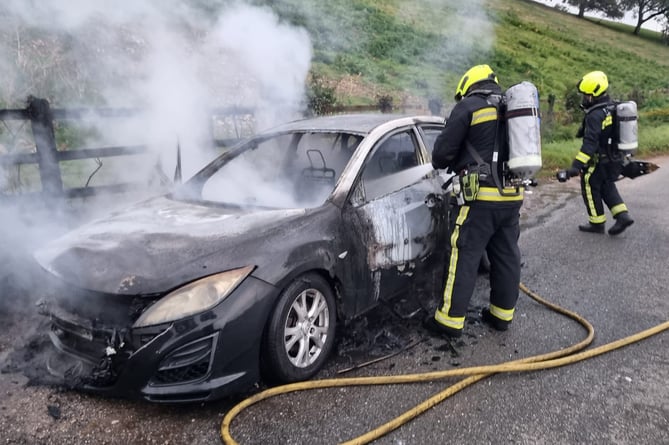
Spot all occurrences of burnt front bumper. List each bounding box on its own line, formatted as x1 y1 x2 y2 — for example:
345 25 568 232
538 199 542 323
41 276 278 403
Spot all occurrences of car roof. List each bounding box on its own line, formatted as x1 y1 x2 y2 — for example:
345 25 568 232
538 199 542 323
258 113 444 135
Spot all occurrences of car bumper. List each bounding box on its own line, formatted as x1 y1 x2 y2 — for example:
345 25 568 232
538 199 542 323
43 276 279 403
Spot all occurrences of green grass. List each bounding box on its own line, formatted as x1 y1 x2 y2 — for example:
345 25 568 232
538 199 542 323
275 0 669 106
491 0 669 98
276 0 669 174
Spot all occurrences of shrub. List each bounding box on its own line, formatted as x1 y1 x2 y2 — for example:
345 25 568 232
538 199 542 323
376 95 393 113
306 75 338 116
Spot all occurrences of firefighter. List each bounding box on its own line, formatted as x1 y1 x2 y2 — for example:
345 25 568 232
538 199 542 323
559 70 634 235
424 64 523 338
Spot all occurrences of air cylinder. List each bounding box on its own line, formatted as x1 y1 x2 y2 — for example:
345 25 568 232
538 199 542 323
504 81 542 179
617 101 638 154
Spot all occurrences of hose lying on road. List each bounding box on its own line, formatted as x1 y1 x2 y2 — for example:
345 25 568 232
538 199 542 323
220 282 669 445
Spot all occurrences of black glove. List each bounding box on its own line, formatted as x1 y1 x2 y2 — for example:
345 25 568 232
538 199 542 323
556 167 580 182
566 167 580 178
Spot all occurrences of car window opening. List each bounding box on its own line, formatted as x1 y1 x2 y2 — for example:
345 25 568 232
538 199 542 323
357 130 425 202
188 132 360 209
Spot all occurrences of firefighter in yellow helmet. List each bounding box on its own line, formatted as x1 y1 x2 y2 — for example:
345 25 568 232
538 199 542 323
557 70 634 235
424 64 523 338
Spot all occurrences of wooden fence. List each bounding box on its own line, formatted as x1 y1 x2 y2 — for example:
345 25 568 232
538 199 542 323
0 96 253 201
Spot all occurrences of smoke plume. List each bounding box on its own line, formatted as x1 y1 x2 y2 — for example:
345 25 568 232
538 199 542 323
0 0 313 318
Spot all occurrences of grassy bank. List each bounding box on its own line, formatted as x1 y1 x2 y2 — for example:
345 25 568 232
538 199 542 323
289 0 669 174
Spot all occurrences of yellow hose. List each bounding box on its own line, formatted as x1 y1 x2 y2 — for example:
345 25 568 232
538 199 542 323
221 282 669 444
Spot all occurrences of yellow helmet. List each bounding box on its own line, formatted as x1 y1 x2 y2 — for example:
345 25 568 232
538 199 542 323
454 64 498 101
577 71 608 97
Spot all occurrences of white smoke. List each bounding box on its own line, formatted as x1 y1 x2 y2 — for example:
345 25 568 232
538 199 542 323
210 4 312 129
397 0 495 104
0 0 313 179
0 0 313 310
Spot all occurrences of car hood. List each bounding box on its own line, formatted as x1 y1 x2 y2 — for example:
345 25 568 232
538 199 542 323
34 196 308 295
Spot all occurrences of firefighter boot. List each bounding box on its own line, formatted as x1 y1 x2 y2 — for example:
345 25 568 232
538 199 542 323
578 222 605 234
481 308 510 331
423 315 463 338
608 211 634 236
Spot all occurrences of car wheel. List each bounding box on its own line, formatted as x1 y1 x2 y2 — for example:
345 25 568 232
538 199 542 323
262 273 337 384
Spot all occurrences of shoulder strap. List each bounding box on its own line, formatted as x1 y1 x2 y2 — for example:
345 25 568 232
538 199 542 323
484 96 521 197
465 141 486 165
584 102 612 115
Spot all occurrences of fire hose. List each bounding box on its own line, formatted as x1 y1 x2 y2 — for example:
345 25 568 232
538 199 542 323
220 282 669 444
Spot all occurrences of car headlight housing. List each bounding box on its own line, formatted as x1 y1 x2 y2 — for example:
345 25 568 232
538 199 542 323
133 265 254 328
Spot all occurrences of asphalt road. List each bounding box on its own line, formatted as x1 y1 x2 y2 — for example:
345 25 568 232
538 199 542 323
1 156 667 445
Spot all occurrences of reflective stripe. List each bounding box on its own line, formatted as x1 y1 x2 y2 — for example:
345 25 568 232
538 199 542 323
611 203 628 217
575 151 590 164
589 214 606 224
476 186 524 202
437 206 470 325
490 304 514 321
602 114 612 130
471 107 498 126
583 165 606 223
435 311 465 330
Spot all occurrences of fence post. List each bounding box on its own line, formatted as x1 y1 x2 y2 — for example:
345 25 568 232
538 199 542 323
27 96 63 197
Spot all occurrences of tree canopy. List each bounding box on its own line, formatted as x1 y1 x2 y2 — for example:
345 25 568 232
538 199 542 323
564 0 669 35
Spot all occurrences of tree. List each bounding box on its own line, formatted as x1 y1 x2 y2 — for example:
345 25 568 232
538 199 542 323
621 0 669 35
564 0 624 18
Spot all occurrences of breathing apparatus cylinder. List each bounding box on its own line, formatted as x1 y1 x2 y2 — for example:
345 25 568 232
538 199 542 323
504 81 542 180
616 101 638 154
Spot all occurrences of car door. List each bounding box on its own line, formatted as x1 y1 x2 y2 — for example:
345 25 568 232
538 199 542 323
340 125 447 316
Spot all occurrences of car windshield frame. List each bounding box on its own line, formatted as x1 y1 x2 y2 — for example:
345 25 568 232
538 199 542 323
172 129 365 210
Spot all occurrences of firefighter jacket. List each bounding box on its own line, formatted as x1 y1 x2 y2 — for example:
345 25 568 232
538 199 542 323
572 93 617 170
432 82 523 204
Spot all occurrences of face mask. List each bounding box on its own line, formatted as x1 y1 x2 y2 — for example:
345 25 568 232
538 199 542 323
580 94 593 110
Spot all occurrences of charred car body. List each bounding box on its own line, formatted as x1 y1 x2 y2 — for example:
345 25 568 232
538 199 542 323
35 114 450 403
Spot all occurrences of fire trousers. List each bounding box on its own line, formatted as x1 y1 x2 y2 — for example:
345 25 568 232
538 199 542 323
580 160 628 224
435 202 522 330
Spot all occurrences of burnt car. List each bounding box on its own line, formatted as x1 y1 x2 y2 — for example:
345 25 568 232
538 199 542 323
34 113 450 403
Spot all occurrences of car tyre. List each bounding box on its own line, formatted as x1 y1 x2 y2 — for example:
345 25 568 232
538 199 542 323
261 273 337 384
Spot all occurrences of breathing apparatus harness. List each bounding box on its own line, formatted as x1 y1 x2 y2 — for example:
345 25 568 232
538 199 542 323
453 90 523 204
480 90 525 197
581 99 638 163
